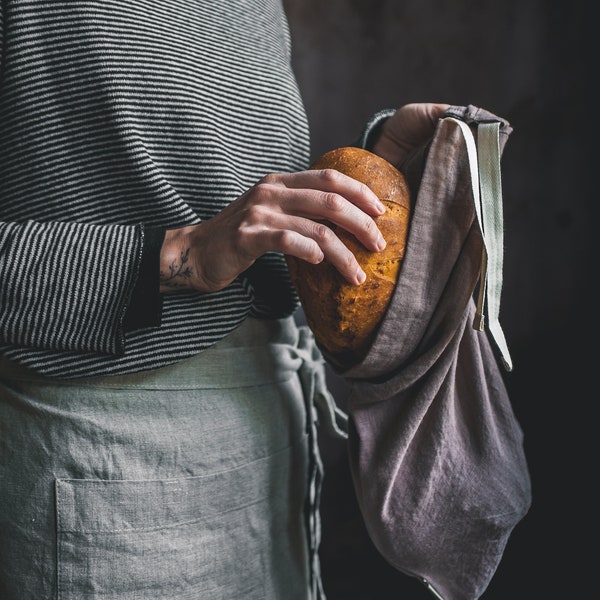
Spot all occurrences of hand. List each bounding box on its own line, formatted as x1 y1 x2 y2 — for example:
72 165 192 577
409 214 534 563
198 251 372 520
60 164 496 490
159 169 387 293
371 102 450 168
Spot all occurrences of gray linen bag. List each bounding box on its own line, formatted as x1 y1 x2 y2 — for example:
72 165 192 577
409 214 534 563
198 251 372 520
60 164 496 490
327 105 532 600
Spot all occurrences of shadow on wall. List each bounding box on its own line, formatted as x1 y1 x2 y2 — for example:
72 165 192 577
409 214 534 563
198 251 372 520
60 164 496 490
285 0 592 598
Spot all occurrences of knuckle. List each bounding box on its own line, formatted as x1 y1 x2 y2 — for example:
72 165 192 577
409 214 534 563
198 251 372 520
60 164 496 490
319 168 342 184
341 250 355 271
313 222 333 244
276 229 294 252
252 181 272 197
329 249 356 278
252 178 280 200
362 215 378 235
279 230 322 264
243 203 266 224
235 224 252 246
260 173 279 186
251 182 279 205
359 181 374 198
323 192 344 212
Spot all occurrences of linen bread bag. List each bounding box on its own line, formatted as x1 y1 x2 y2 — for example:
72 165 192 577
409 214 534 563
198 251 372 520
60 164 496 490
287 105 532 600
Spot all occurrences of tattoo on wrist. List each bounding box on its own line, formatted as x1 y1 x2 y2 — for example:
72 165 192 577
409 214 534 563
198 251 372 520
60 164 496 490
160 248 193 288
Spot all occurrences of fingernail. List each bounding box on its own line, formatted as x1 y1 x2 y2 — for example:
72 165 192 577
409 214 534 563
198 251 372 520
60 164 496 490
376 235 386 251
356 268 366 284
375 200 386 214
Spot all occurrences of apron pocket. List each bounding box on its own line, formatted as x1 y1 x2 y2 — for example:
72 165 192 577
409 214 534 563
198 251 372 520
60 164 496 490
55 442 307 600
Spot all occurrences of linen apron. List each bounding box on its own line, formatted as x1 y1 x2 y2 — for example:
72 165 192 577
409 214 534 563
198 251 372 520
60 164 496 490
0 316 345 600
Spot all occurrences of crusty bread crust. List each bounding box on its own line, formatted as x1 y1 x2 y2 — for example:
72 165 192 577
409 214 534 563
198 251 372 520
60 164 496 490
286 146 411 362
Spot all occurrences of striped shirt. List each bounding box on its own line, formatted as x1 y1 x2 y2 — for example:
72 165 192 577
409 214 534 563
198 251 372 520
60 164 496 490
0 0 312 378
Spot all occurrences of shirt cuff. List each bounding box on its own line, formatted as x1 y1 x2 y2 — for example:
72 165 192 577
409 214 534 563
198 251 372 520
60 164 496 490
122 226 166 332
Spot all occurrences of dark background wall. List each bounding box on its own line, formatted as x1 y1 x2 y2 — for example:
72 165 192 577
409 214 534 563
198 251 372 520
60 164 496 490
283 1 593 598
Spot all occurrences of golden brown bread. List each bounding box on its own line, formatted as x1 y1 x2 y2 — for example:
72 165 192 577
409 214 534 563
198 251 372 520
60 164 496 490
286 146 411 363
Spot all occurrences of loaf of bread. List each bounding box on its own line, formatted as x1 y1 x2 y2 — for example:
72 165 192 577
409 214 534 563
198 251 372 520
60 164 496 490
286 146 411 363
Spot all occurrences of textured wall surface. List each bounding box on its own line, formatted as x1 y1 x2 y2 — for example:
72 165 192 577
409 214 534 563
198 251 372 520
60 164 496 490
283 1 591 598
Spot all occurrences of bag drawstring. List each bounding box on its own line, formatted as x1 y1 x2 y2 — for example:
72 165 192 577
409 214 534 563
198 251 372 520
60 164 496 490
447 117 513 372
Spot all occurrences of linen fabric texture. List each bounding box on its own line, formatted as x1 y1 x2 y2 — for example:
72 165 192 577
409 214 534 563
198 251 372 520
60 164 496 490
334 105 532 600
0 316 344 600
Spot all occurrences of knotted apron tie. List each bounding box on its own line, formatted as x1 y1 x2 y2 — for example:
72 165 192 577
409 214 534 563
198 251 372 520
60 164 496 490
272 324 347 599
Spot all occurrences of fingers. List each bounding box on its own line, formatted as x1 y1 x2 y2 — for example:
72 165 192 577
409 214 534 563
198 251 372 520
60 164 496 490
256 170 387 253
242 212 369 285
262 169 384 216
400 102 450 140
188 168 390 291
372 102 451 167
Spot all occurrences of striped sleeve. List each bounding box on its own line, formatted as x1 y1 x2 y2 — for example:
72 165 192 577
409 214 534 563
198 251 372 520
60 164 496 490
0 0 310 377
0 220 144 354
353 108 397 150
0 4 3 76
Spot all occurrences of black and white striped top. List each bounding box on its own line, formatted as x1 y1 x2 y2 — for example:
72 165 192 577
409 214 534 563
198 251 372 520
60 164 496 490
0 0 313 378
